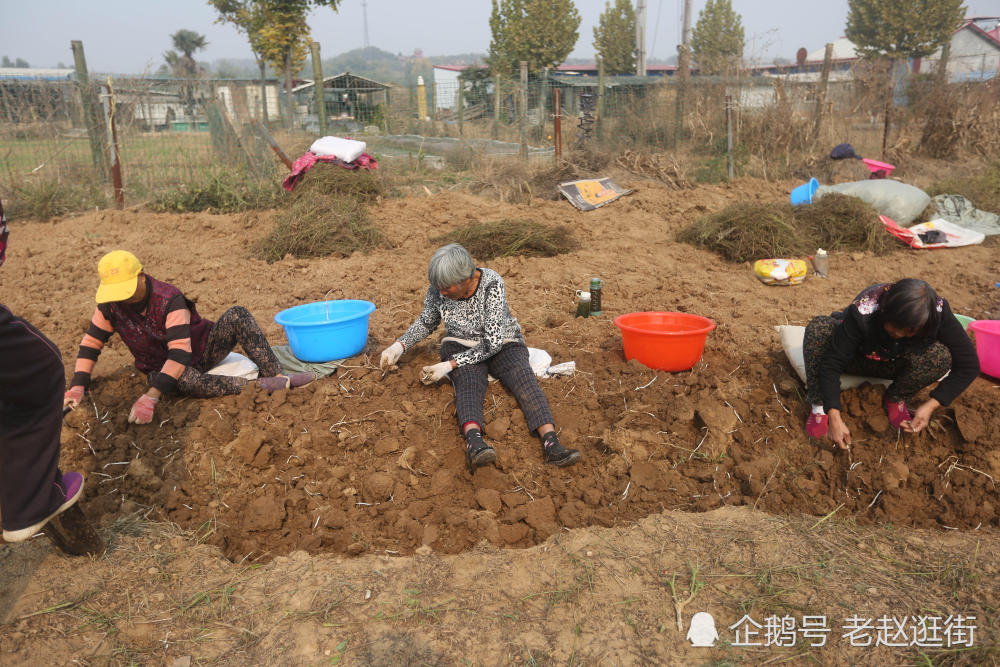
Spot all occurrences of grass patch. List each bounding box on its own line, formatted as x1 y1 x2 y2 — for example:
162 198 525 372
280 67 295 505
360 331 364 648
678 193 891 262
255 193 389 263
432 218 577 260
149 168 283 213
3 178 107 219
925 162 1000 214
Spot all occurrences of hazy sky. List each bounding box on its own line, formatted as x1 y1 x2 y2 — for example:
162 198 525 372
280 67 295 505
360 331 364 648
2 0 998 73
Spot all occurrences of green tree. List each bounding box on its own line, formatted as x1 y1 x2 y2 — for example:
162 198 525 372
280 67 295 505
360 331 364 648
487 0 581 76
211 1 342 127
593 0 636 75
170 29 209 77
845 0 965 60
210 0 274 121
690 0 744 76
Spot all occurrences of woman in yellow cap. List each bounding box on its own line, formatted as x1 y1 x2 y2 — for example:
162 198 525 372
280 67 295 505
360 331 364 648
63 250 314 424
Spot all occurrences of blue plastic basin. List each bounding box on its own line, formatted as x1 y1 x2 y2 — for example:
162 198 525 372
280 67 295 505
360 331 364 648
790 177 819 205
274 300 376 362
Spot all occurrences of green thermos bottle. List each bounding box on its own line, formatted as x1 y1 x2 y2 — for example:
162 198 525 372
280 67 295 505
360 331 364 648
589 278 603 316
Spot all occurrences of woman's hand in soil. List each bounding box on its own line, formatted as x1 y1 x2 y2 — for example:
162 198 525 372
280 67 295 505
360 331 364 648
64 385 85 409
827 409 852 450
380 341 403 369
904 398 940 433
127 393 159 424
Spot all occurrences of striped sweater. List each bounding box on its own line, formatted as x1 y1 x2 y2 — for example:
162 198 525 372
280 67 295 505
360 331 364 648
71 276 212 394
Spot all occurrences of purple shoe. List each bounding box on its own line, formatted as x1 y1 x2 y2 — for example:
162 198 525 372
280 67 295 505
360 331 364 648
2 472 84 543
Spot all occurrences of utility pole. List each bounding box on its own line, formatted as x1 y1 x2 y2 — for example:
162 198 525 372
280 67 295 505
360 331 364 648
635 0 647 76
361 0 370 49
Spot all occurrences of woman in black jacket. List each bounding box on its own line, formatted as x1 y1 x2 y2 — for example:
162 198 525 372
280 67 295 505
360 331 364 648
803 279 979 450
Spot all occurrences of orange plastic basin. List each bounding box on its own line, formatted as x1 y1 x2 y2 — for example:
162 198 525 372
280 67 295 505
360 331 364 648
613 311 716 371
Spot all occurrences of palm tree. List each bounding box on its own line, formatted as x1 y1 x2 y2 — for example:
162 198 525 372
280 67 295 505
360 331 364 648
166 29 208 115
170 29 208 77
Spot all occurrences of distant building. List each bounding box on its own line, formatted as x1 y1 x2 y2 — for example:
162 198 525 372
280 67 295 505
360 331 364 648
921 17 1000 81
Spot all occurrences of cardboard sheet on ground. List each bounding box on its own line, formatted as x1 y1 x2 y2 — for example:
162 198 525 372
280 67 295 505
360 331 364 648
775 325 890 390
558 178 633 211
879 215 985 249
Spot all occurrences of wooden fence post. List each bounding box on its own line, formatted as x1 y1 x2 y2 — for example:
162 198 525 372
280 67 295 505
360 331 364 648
310 42 327 137
811 43 834 142
104 78 124 208
71 40 108 182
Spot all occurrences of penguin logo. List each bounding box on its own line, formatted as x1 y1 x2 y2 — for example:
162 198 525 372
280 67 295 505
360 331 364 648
687 612 719 647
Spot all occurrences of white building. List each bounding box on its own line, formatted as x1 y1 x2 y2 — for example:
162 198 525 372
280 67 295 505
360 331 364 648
922 17 1000 81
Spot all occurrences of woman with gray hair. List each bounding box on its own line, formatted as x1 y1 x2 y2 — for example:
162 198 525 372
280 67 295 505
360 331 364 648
380 243 580 470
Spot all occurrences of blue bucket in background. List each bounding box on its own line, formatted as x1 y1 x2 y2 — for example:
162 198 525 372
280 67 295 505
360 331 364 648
274 300 376 362
790 178 819 205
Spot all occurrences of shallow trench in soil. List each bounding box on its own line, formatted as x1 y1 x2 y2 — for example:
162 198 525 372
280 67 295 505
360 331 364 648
5 183 999 563
59 345 1000 563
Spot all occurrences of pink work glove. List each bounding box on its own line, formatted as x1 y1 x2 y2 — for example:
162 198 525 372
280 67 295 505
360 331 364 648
127 394 159 424
64 385 85 409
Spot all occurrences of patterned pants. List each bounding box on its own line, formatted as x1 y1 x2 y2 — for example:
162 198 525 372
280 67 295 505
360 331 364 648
442 340 554 434
803 315 952 405
161 306 282 398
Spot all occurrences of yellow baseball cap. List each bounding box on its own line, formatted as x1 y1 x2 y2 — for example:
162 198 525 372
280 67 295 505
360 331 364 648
96 250 143 304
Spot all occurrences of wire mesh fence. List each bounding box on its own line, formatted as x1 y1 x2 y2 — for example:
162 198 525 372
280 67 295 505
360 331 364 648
1 64 997 216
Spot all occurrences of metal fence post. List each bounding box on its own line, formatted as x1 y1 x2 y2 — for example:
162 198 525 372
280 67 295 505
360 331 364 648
725 94 734 181
71 40 108 182
492 75 501 139
519 61 528 160
597 58 606 141
458 83 464 137
553 87 562 161
310 42 327 137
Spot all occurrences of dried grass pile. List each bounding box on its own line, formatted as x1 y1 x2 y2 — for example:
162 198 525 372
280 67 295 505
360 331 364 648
254 165 389 263
433 219 577 260
794 193 894 255
678 193 891 263
289 165 385 203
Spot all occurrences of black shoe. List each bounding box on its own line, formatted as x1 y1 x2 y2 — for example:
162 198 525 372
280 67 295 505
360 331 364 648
464 428 496 470
541 431 581 467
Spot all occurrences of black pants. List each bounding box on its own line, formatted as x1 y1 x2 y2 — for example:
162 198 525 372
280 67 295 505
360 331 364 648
442 340 554 434
0 305 65 532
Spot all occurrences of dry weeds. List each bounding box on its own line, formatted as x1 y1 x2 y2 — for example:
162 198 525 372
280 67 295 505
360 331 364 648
432 218 577 260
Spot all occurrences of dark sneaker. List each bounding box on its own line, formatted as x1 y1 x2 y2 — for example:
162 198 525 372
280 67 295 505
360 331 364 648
3 472 85 543
464 428 496 470
541 431 581 467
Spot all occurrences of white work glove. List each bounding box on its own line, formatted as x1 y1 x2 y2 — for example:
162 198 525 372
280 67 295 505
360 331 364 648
420 361 453 385
380 341 404 369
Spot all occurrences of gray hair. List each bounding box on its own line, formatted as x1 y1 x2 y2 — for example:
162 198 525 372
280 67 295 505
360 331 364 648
428 243 475 290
